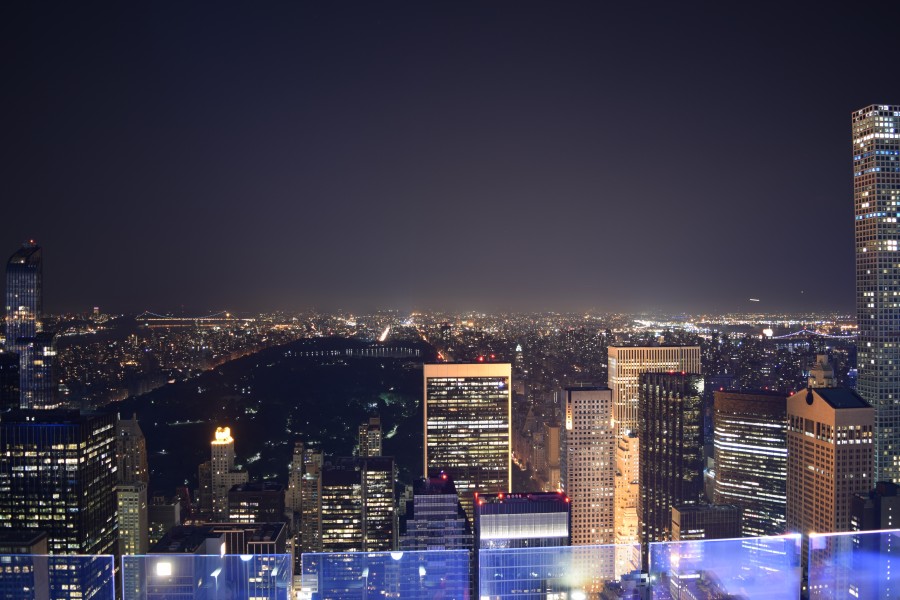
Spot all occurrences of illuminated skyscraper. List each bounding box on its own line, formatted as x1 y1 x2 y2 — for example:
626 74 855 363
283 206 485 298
608 346 700 569
561 386 615 545
424 362 511 522
117 481 148 555
400 473 472 551
320 457 396 552
299 446 323 553
786 388 874 541
227 481 285 524
358 416 382 457
209 427 248 520
607 345 701 438
713 390 787 536
638 372 704 568
0 409 117 598
4 241 42 353
474 492 572 598
17 333 57 409
854 104 900 483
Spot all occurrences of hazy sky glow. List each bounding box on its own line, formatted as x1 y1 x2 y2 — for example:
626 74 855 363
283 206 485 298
2 3 899 314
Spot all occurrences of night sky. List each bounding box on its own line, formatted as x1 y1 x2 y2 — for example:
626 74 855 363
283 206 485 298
2 3 900 314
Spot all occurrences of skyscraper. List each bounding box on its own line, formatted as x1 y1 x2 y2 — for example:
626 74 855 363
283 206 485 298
638 372 704 568
0 409 117 599
713 390 787 536
786 388 874 539
607 345 701 438
117 414 149 485
209 427 248 520
608 346 700 571
117 481 148 555
400 473 472 551
561 386 615 545
227 481 286 524
424 362 512 522
4 241 42 353
299 446 323 553
854 104 900 483
17 332 57 410
319 456 397 552
358 416 383 457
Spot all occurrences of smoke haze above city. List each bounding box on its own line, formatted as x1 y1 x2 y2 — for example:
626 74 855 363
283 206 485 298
2 2 900 314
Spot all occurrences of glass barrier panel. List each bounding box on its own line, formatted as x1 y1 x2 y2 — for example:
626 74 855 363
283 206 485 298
0 554 115 600
478 544 645 599
648 535 801 600
808 529 900 599
121 553 292 599
300 549 470 600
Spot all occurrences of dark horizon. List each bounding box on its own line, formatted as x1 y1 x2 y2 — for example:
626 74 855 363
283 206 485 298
3 3 900 314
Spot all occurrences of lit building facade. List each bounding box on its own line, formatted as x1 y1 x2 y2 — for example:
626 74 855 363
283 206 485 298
474 492 572 599
227 481 285 524
786 388 874 539
561 386 615 545
210 427 248 520
299 446 323 553
4 241 42 354
713 390 787 536
853 104 900 483
638 372 704 568
400 473 472 551
474 492 571 549
424 362 511 522
608 345 700 571
614 433 640 575
671 503 742 541
358 416 382 457
17 333 57 410
0 410 117 599
607 345 701 437
320 457 396 552
117 481 149 555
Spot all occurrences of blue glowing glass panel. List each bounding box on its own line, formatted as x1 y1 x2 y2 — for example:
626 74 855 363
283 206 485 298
809 529 900 599
648 535 801 599
121 554 292 599
300 549 469 600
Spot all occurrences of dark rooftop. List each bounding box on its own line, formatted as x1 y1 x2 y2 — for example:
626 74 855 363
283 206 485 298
812 387 871 409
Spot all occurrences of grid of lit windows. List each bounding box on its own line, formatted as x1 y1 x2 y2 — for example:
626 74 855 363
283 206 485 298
713 390 787 536
424 363 511 522
854 104 900 483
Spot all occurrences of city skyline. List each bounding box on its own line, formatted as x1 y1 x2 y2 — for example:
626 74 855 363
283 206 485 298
3 4 900 314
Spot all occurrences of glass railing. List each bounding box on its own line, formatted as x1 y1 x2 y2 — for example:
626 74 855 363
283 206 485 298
649 534 802 599
299 549 470 600
808 529 900 599
2 532 899 599
0 554 116 600
122 553 292 599
478 544 641 599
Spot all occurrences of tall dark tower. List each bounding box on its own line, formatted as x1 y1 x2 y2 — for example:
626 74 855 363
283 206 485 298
4 241 42 351
638 372 704 569
854 105 900 483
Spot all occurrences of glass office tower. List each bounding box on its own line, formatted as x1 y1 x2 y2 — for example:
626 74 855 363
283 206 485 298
424 362 511 522
4 241 42 352
854 104 900 482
